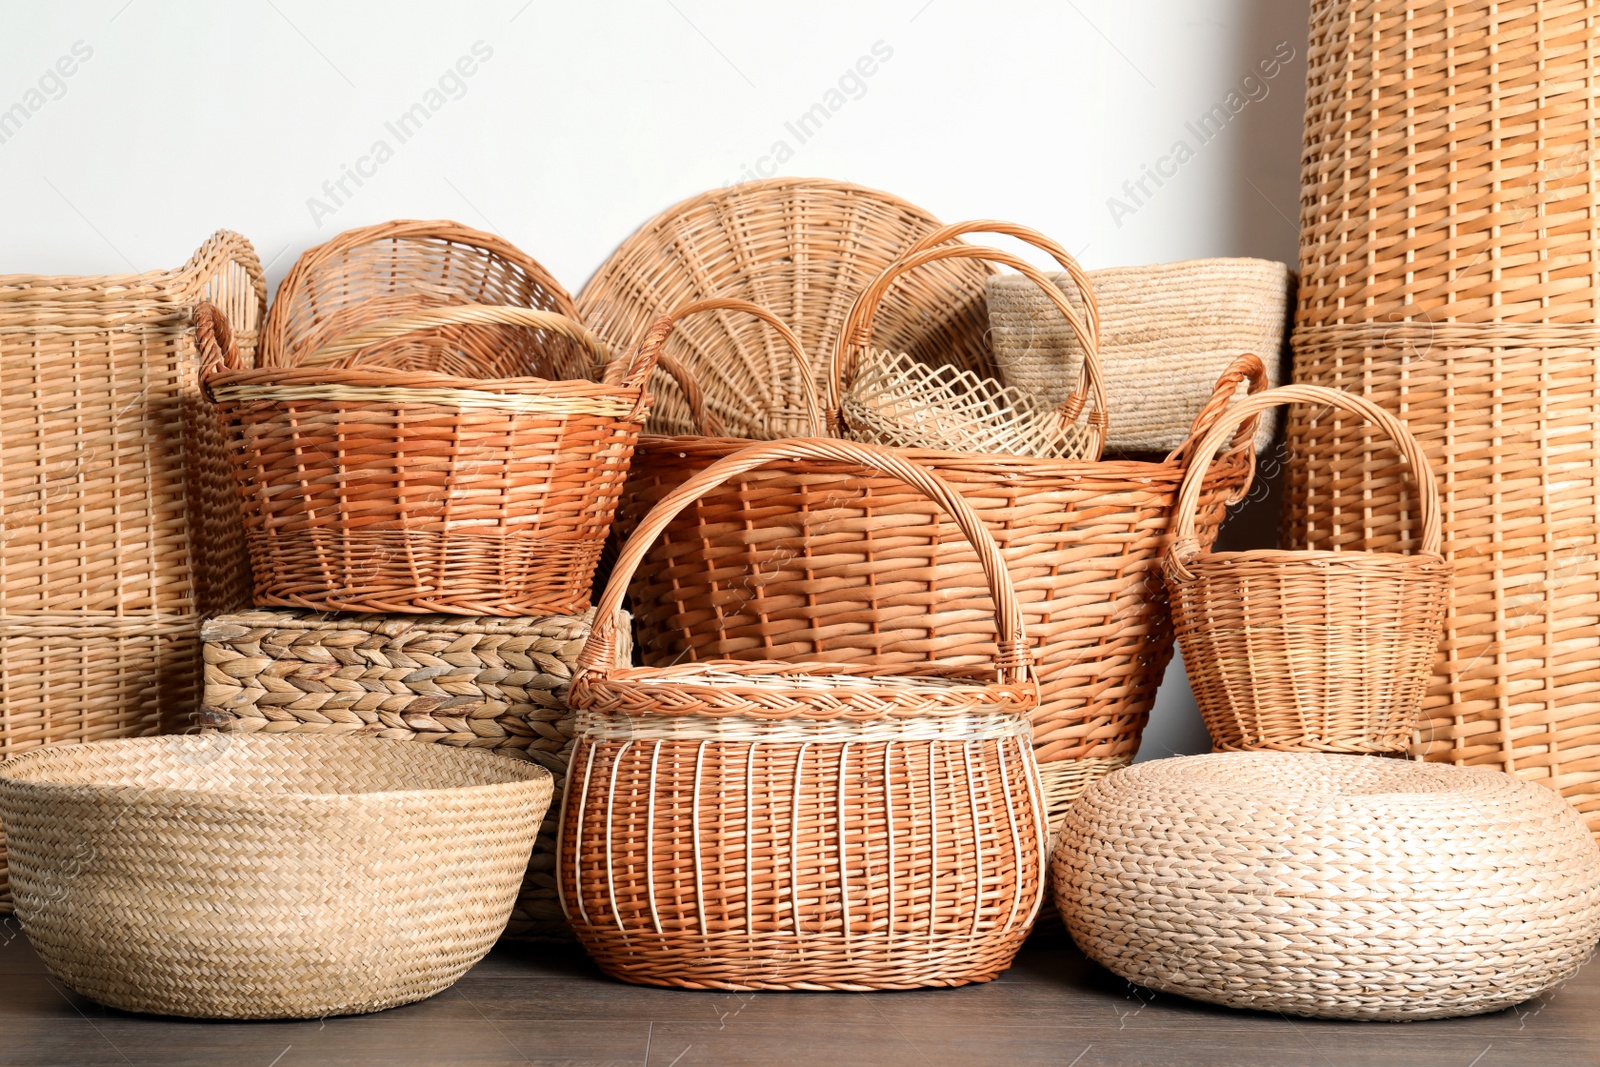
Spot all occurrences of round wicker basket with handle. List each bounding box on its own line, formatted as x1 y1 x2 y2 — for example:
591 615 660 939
201 300 653 616
559 438 1047 991
1167 384 1452 754
0 733 552 1019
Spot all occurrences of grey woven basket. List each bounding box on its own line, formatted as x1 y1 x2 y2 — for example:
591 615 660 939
986 258 1293 454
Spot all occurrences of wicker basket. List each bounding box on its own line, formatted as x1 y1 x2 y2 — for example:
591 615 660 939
985 258 1293 454
0 734 551 1018
620 221 1267 832
262 219 587 374
192 607 629 942
0 232 264 905
1054 752 1600 1020
577 177 995 438
837 225 1107 460
1288 0 1600 832
203 301 657 616
561 438 1046 991
1168 385 1451 753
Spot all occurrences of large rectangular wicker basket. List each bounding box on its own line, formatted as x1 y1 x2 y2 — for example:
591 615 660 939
192 608 627 941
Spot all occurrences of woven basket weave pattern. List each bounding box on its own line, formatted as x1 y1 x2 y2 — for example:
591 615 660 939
1054 753 1600 1020
0 734 551 1018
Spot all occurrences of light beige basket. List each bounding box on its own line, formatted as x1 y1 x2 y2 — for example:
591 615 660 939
0 734 551 1018
986 258 1292 454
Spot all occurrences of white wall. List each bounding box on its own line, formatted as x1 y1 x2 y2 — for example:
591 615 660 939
0 0 1310 760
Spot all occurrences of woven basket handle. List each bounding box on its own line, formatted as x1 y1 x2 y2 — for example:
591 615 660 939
1166 353 1271 466
299 304 613 374
621 297 823 437
194 302 247 399
579 437 1033 686
1166 384 1443 582
901 219 1100 348
828 244 1108 457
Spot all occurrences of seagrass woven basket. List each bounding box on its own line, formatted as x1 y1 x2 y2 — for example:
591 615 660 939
1168 385 1451 753
836 225 1106 460
560 438 1047 991
1287 0 1600 831
193 607 631 942
203 301 655 616
0 231 264 905
577 177 995 438
0 734 551 1018
1055 753 1600 1020
262 219 589 376
985 258 1293 454
621 222 1267 832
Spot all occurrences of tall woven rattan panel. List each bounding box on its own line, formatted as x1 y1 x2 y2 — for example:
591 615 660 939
0 231 263 901
1285 0 1600 831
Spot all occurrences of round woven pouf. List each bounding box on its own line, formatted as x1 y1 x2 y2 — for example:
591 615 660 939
1053 752 1600 1021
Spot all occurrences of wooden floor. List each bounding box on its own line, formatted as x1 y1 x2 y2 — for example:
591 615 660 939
2 921 1593 1067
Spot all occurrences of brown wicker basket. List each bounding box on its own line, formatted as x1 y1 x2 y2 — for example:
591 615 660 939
192 607 628 942
561 438 1046 991
0 734 551 1018
0 231 264 904
577 178 995 438
203 301 656 616
1168 385 1452 754
262 219 587 374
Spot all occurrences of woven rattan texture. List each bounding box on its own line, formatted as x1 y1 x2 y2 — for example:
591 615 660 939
563 438 1045 990
985 258 1293 454
193 608 625 941
1171 386 1452 754
205 302 649 616
576 178 996 439
622 334 1265 832
0 734 551 1018
262 219 590 378
1297 0 1600 324
1053 753 1600 1020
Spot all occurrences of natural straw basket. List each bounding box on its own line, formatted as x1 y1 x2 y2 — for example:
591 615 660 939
1168 385 1451 753
262 219 587 374
577 178 995 437
985 258 1293 454
560 438 1046 991
1054 753 1600 1020
203 301 656 616
0 734 551 1018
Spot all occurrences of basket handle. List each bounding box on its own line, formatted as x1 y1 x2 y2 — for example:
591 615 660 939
828 243 1108 457
620 297 823 437
578 437 1033 687
901 219 1100 348
1166 384 1443 582
194 302 246 399
298 304 614 373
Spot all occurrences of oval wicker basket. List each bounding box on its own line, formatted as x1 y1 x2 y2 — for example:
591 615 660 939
577 178 995 438
202 301 653 616
262 219 587 374
560 438 1046 991
1054 752 1600 1020
1168 385 1452 754
985 258 1293 455
0 733 552 1019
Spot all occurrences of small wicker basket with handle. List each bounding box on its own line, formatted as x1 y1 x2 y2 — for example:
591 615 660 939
560 438 1047 991
1167 384 1452 754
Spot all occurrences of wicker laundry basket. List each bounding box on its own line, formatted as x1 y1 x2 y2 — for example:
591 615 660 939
577 178 996 438
203 301 654 616
193 608 629 941
0 231 264 905
561 438 1046 990
262 219 588 376
0 734 551 1018
1054 753 1600 1020
985 258 1293 454
1168 386 1451 754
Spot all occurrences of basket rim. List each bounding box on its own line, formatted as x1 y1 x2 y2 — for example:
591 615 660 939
204 363 643 399
1183 547 1451 569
